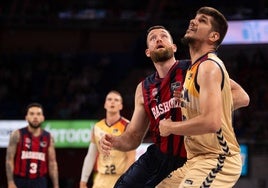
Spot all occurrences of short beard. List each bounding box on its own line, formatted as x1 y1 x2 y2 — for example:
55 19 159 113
29 122 41 129
150 46 174 63
181 36 193 46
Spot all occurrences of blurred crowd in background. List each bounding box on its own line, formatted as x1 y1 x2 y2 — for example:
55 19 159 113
0 47 267 142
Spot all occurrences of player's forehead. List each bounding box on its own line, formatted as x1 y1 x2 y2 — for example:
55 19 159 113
148 28 170 37
106 92 121 100
27 107 43 114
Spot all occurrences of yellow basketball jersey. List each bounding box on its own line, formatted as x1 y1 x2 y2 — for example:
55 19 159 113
92 117 130 175
181 53 240 159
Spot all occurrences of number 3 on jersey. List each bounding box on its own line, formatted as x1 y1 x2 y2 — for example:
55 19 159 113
29 162 38 174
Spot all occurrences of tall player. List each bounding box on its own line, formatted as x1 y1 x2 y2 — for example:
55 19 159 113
6 103 59 188
159 7 250 187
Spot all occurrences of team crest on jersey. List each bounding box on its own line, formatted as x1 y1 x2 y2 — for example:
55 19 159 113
40 141 48 147
171 81 181 91
152 88 158 98
24 137 31 149
113 129 118 133
151 88 159 102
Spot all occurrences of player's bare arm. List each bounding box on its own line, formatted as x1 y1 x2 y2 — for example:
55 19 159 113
6 130 20 188
48 136 59 188
100 83 150 154
230 79 250 110
119 83 150 149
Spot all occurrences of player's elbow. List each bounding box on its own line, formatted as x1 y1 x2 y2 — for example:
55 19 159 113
242 93 250 107
206 118 221 133
233 92 250 110
128 136 143 150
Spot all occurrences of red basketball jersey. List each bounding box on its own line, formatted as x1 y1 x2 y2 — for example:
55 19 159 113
14 127 51 179
142 60 190 158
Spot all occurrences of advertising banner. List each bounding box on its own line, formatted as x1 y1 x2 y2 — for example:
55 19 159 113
223 20 268 44
0 120 96 148
0 120 26 147
43 120 97 148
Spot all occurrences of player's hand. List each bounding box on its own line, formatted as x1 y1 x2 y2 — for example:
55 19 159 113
99 134 114 156
159 118 173 137
79 181 88 188
173 90 182 102
8 181 17 188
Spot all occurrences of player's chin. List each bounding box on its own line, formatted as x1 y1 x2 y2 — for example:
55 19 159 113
29 122 41 129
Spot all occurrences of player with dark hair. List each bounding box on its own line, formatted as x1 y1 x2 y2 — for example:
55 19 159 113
159 7 250 187
6 102 59 188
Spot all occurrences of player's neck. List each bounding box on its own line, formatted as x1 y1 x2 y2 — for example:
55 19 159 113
189 44 215 64
27 126 42 137
106 113 121 126
154 57 176 78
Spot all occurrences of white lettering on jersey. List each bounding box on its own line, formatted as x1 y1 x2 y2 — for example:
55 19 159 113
21 151 46 161
151 98 180 119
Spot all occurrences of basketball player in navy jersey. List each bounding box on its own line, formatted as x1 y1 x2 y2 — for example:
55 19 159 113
99 25 249 188
6 103 59 188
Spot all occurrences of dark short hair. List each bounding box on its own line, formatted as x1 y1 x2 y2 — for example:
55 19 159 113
197 7 228 46
26 102 44 114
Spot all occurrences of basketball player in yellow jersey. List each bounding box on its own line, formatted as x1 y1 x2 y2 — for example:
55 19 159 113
80 90 136 188
159 7 250 188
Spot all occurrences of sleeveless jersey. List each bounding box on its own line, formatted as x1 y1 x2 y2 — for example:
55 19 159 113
93 117 131 175
14 127 51 179
142 60 190 157
181 52 240 159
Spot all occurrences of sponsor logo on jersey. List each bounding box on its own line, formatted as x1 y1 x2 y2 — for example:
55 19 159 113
21 151 45 161
25 138 31 149
151 98 180 119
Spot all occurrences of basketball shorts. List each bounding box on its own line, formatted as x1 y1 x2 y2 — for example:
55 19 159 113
114 144 186 188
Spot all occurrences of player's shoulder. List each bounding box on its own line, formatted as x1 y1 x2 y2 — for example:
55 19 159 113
120 116 130 124
95 119 106 126
42 129 52 137
142 71 157 85
11 129 20 139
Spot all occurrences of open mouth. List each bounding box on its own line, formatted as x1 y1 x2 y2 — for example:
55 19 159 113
156 45 165 49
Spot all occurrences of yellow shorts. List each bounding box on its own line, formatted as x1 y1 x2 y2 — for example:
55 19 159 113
92 173 121 188
157 154 242 188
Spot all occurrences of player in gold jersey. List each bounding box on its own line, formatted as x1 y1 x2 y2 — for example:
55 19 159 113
159 7 250 188
80 90 136 188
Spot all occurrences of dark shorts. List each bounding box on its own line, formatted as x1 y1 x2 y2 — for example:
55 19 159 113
114 144 186 188
14 176 47 188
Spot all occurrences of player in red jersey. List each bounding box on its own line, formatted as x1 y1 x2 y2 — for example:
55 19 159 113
6 103 59 188
99 25 249 188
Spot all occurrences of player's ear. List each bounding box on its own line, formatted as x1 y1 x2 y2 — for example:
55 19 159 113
209 32 219 42
41 115 45 122
145 49 150 57
173 43 177 52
